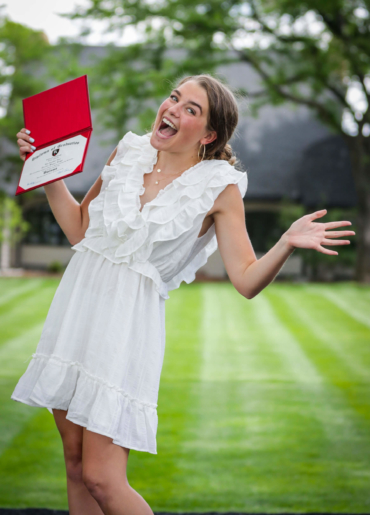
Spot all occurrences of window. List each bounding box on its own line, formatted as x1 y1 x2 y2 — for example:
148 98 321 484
23 204 70 246
245 211 283 253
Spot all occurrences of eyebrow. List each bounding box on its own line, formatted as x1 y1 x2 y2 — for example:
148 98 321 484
173 89 203 114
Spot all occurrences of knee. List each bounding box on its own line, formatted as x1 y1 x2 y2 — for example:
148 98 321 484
82 470 111 504
65 455 83 483
63 443 83 483
82 467 129 504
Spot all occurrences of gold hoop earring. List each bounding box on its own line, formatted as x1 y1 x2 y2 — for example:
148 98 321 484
198 143 206 162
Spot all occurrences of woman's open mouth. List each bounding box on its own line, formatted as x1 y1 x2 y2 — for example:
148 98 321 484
156 119 178 139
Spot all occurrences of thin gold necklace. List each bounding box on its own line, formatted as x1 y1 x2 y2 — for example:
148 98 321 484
153 168 184 184
153 153 198 184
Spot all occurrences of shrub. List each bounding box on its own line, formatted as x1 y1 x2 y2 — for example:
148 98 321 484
47 260 64 273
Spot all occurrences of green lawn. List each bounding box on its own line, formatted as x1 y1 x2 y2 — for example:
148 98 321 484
0 278 369 512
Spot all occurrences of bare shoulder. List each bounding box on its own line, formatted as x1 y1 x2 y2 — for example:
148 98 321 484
208 183 244 216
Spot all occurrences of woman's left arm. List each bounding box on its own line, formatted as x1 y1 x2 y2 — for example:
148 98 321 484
213 184 355 299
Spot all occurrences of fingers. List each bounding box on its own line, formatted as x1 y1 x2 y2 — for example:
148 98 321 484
16 129 35 145
324 230 356 238
317 236 354 255
307 210 354 231
16 128 33 140
19 144 32 159
305 210 355 256
17 138 36 150
322 220 353 229
16 128 36 160
307 209 327 220
321 238 351 245
317 245 338 256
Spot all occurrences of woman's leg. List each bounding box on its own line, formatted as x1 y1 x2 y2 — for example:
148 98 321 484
82 427 154 515
52 409 105 515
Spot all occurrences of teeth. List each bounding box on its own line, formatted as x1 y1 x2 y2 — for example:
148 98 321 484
162 117 177 130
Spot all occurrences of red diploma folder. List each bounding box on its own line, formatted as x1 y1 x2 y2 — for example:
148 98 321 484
16 75 93 195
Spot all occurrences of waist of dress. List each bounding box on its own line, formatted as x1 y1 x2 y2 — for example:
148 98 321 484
71 240 170 300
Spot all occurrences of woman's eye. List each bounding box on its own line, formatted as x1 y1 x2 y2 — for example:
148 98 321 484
170 95 195 115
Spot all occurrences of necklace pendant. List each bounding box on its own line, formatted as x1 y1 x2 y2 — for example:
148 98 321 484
155 180 159 184
157 168 161 172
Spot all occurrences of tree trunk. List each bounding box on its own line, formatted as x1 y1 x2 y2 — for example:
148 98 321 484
344 134 370 283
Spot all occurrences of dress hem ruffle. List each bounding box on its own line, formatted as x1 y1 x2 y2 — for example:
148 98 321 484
10 396 156 454
11 352 158 454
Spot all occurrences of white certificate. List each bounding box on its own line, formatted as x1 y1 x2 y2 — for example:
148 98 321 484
19 134 88 191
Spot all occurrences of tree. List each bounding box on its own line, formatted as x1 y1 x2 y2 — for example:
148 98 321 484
0 7 51 182
0 195 29 272
64 0 368 281
0 9 51 267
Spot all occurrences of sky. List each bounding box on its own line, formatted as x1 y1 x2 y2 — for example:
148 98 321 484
0 0 139 45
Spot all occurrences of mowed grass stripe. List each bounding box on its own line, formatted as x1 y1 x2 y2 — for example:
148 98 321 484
249 289 361 442
265 285 370 439
177 284 288 510
275 285 370 381
0 278 60 480
197 283 336 448
254 287 370 508
332 283 370 307
0 278 32 296
0 280 44 308
199 283 287 382
249 290 322 383
304 284 370 329
0 323 45 378
0 408 66 509
181 284 370 511
276 284 370 424
0 279 58 346
0 329 46 459
161 283 204 381
339 289 370 317
0 377 36 458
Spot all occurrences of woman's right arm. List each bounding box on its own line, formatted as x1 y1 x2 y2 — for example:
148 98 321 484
16 128 117 246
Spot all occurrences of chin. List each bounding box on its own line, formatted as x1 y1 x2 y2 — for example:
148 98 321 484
149 133 161 150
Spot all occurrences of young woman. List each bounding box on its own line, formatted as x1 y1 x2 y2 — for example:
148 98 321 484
12 74 354 515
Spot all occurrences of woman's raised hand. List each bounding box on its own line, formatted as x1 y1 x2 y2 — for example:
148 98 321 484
16 128 36 161
283 209 356 256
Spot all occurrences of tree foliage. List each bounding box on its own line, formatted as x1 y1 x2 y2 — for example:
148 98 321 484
62 0 370 140
0 194 29 245
0 7 51 183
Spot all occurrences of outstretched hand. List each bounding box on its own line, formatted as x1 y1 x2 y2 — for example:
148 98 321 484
283 209 356 256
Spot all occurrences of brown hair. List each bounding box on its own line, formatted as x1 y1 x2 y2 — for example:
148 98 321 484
152 73 240 167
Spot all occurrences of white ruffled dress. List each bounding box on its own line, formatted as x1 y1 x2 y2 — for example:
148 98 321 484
11 131 248 454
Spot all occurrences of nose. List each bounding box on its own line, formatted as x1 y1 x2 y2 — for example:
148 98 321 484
167 104 180 117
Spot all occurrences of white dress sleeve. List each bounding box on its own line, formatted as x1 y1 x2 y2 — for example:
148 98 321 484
100 134 130 192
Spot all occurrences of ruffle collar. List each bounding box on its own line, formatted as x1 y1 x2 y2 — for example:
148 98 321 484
124 131 227 218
